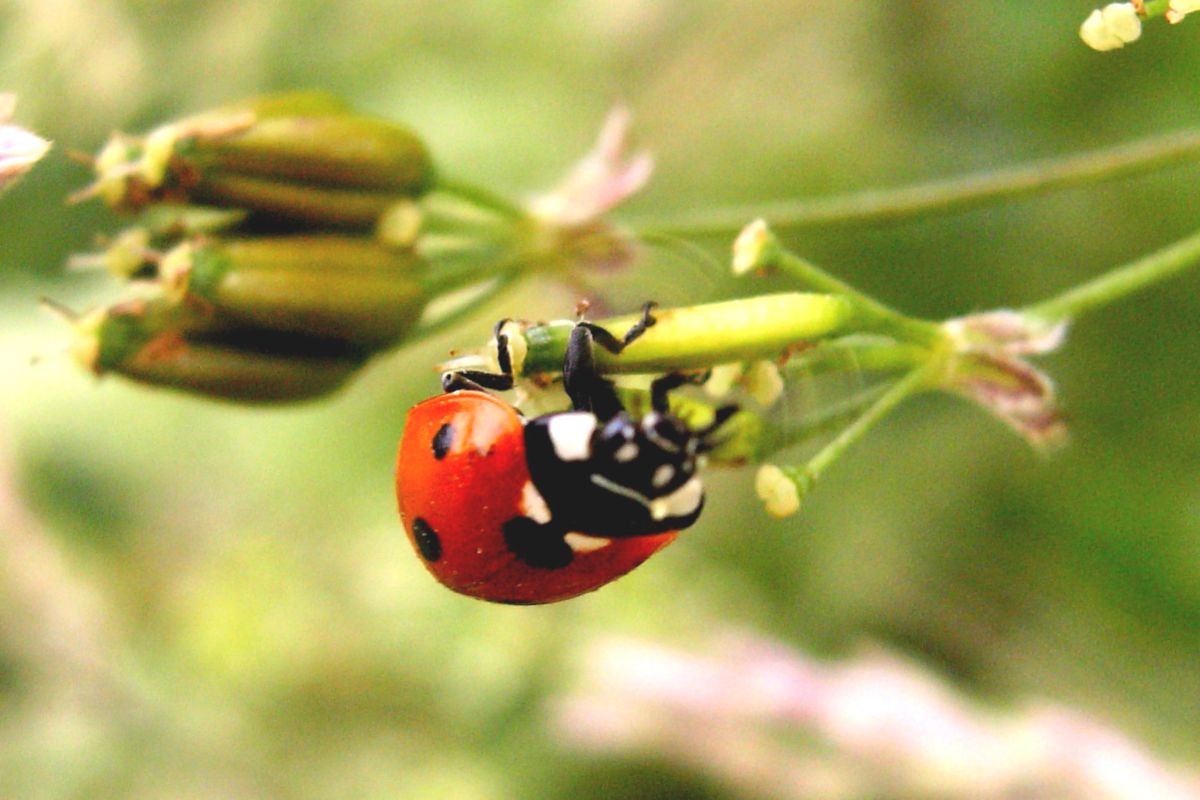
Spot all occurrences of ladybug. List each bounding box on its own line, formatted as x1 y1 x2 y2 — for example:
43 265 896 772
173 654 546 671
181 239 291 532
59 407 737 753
395 303 736 604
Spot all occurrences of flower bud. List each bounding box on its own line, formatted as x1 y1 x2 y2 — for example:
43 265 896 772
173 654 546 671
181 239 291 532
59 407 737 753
743 360 784 407
732 218 782 276
66 293 367 403
1167 0 1200 22
1080 4 1142 51
158 236 427 347
755 464 803 518
82 92 434 227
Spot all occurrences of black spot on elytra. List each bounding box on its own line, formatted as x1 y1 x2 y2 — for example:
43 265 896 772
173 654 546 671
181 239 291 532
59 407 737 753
502 516 573 570
412 517 442 562
431 423 454 459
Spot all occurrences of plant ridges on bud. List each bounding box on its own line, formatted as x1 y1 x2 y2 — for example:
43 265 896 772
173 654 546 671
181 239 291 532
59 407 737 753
81 92 435 226
67 293 368 403
160 236 428 347
188 115 433 193
190 172 407 229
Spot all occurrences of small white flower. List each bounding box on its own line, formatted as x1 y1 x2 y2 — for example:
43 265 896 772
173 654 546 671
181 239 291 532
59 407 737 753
0 93 51 191
744 360 784 408
1079 3 1142 51
703 362 744 398
1167 0 1200 23
732 218 771 275
755 464 801 518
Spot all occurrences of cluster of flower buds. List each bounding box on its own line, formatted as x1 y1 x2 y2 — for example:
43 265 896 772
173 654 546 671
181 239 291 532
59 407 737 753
61 92 561 402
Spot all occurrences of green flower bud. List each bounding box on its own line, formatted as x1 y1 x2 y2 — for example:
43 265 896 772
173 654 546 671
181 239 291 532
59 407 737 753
68 293 367 403
82 92 434 227
186 173 404 229
188 113 432 193
159 236 427 347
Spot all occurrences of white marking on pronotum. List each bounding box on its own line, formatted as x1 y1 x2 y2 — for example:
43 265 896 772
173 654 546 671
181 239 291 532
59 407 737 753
520 481 552 524
652 464 674 488
614 442 638 462
547 413 597 461
649 477 703 521
564 532 611 554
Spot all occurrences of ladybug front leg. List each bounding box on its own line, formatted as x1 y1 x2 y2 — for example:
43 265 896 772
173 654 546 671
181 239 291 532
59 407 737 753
565 302 658 418
442 318 517 393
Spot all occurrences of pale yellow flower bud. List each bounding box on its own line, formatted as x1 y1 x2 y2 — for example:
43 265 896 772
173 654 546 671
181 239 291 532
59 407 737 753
1167 0 1200 23
732 218 779 275
1080 4 1142 51
703 362 744 398
755 464 801 518
744 360 784 408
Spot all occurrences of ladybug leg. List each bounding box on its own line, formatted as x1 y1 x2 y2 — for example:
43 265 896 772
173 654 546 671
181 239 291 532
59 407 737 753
441 370 513 393
696 404 741 451
441 318 517 393
565 302 658 418
563 324 622 417
648 369 712 413
577 301 658 354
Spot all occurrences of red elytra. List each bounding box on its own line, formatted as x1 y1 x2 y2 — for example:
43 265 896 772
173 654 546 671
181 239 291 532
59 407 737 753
395 390 677 604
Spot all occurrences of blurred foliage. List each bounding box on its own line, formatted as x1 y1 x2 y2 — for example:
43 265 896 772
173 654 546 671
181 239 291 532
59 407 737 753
1 1 1199 798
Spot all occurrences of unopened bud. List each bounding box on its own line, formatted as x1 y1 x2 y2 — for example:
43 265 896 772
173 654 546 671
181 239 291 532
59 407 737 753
755 464 803 518
80 92 434 227
732 219 782 276
1167 0 1200 22
159 236 427 347
65 293 366 403
1080 4 1142 50
703 363 744 398
743 360 784 407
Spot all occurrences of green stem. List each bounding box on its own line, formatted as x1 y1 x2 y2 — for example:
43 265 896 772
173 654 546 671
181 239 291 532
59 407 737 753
630 129 1200 237
413 268 526 337
1142 0 1171 18
518 293 859 375
1023 226 1200 324
435 177 527 220
783 336 930 380
764 382 893 457
792 361 940 493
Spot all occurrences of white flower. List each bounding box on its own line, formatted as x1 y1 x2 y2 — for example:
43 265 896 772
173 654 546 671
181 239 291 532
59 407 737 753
1167 0 1200 23
1079 3 1142 51
531 107 653 227
744 360 784 408
755 464 801 518
0 94 50 191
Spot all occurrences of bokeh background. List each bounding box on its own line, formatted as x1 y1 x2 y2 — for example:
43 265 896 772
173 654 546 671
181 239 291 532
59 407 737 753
2 2 1199 798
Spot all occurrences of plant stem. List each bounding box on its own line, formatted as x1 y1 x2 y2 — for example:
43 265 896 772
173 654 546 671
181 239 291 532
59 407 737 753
1023 226 1200 324
794 361 940 492
631 129 1200 237
765 382 893 457
783 336 930 380
435 177 527 220
518 293 859 375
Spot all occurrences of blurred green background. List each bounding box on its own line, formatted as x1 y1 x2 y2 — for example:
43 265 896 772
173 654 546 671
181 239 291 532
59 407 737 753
2 1 1199 798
